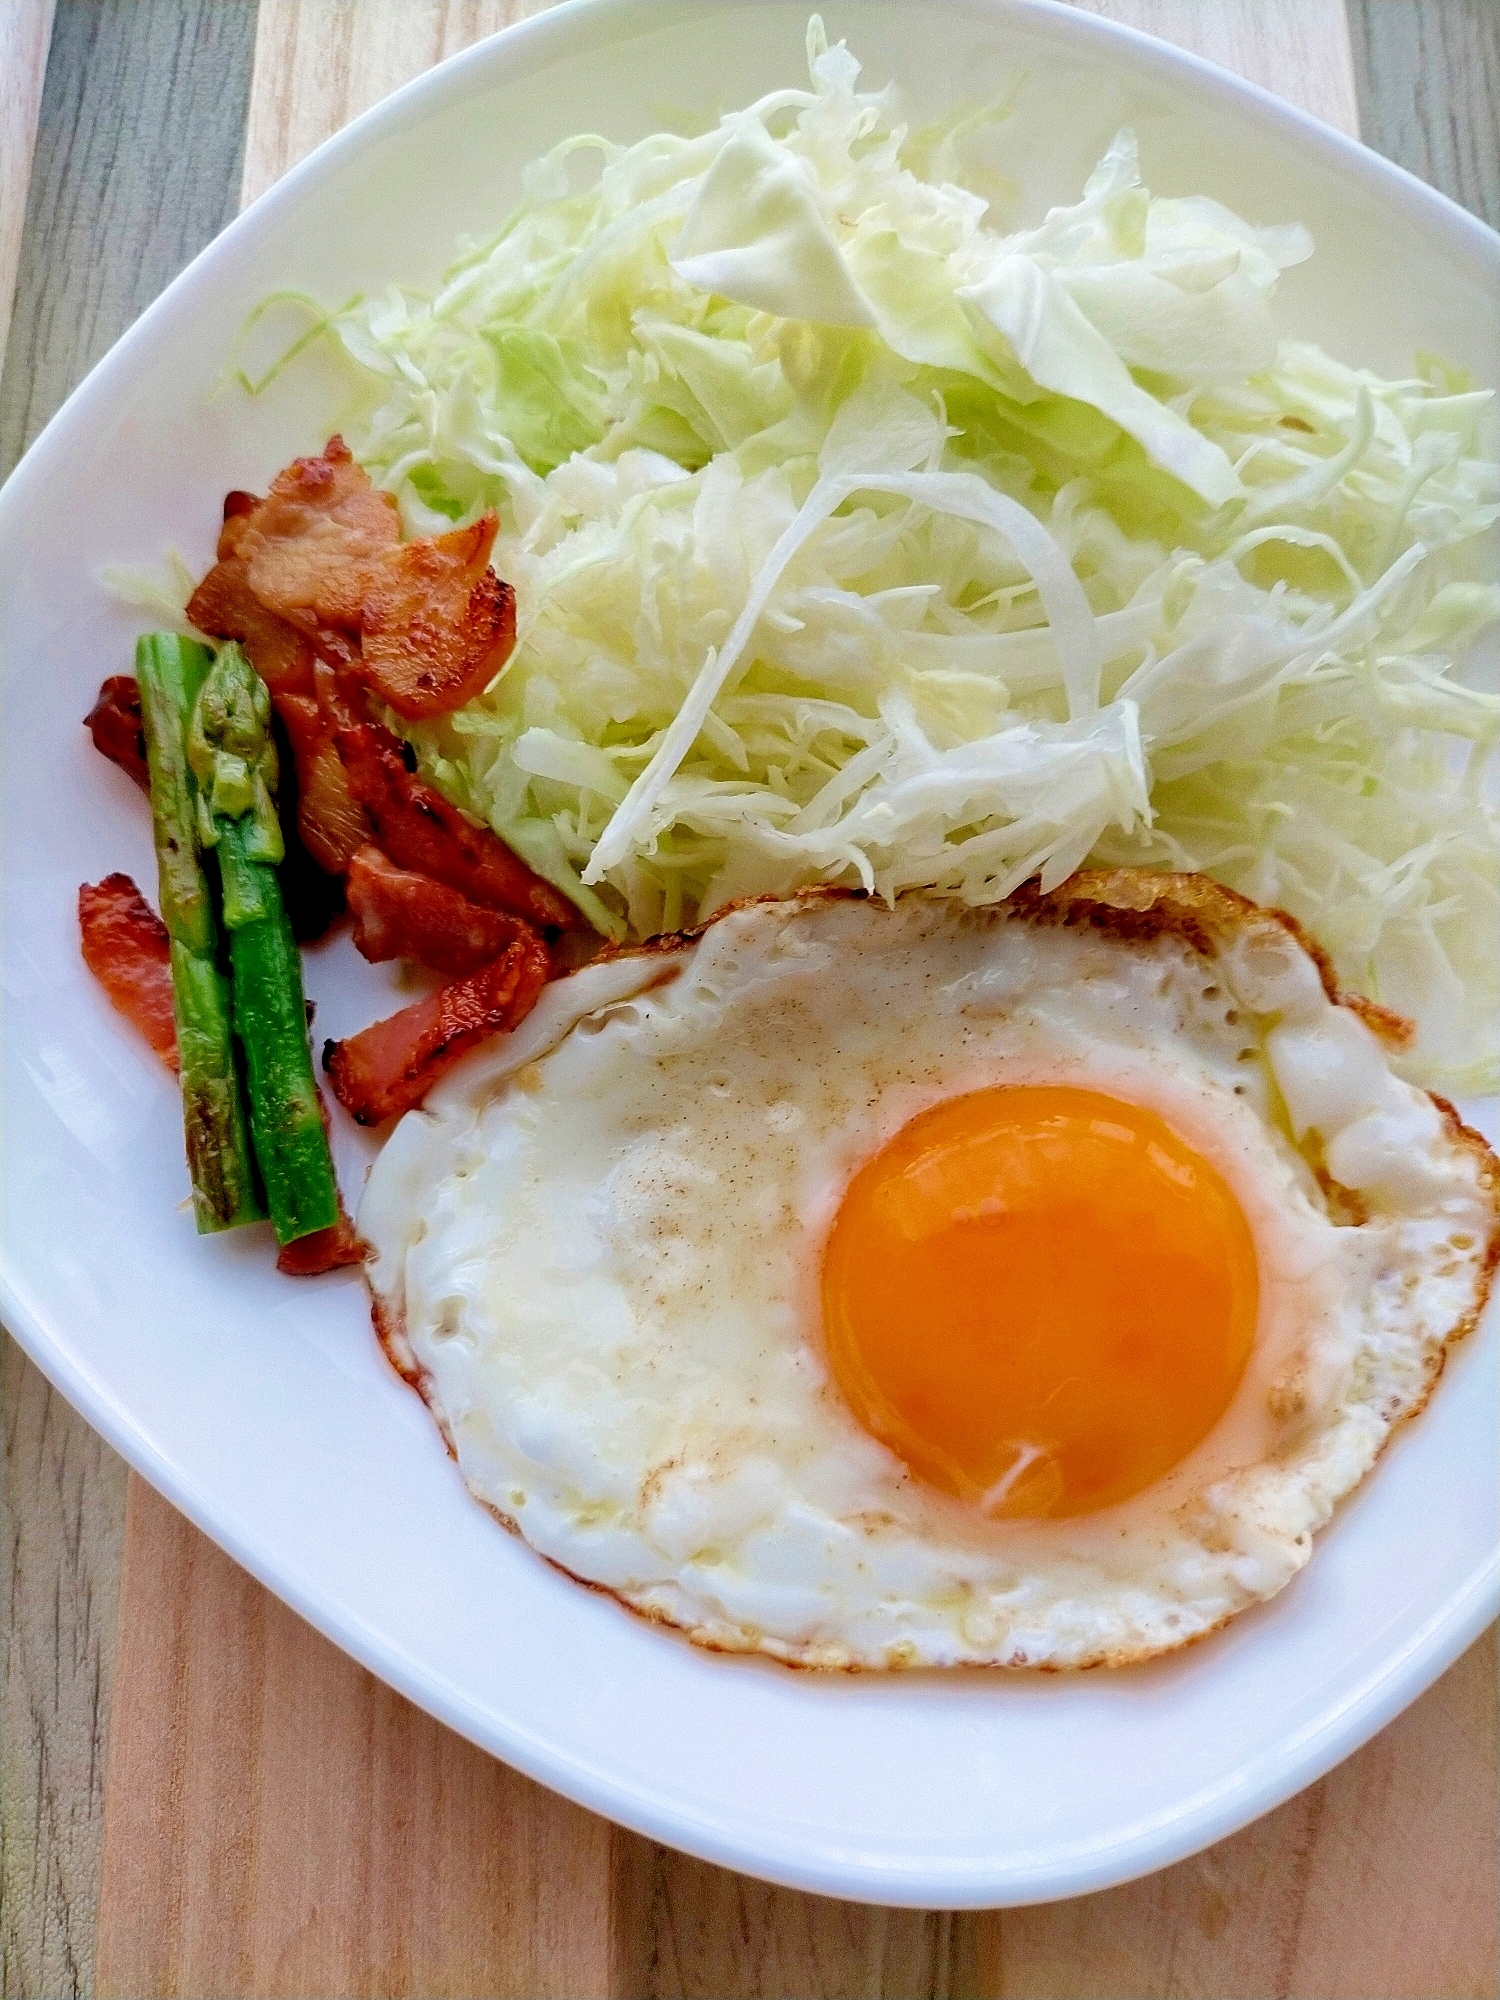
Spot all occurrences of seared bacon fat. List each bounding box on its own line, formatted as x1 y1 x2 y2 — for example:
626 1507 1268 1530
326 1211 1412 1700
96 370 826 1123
336 721 578 933
346 844 544 977
78 875 179 1072
85 677 149 792
324 933 549 1126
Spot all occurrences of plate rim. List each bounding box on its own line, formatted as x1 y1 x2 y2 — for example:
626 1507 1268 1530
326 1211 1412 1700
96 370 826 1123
2 0 1497 1909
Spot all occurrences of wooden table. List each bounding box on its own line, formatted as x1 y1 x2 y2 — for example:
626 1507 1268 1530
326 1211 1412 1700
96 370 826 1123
3 4 1497 1996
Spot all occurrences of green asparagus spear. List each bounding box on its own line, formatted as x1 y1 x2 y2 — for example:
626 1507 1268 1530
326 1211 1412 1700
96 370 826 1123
189 644 340 1246
135 633 263 1233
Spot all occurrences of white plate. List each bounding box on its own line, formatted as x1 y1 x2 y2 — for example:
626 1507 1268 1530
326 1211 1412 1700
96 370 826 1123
2 0 1496 1909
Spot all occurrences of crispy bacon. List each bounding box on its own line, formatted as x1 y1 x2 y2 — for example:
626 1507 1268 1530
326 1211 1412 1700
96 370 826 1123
336 720 579 932
276 691 372 874
85 677 149 792
358 516 515 719
266 708 347 943
190 439 524 870
275 1082 366 1275
346 844 544 977
236 437 402 635
323 934 549 1125
78 875 178 1072
186 553 318 697
276 1213 368 1276
187 449 387 875
184 569 362 878
232 443 512 720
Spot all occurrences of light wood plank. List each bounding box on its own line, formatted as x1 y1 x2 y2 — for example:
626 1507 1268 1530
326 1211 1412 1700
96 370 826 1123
240 0 557 206
643 1859 953 2000
1067 0 1360 135
0 0 53 379
95 1480 649 2000
80 3 1496 1998
952 1629 1498 2000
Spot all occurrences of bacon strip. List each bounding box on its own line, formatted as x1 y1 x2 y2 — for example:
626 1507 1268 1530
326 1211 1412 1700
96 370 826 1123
188 501 360 874
194 440 515 719
323 934 549 1125
357 516 515 720
264 708 347 945
235 435 402 634
346 844 544 977
84 677 150 792
186 552 319 698
78 875 179 1072
275 690 372 874
275 1084 366 1276
276 1214 368 1276
336 721 578 933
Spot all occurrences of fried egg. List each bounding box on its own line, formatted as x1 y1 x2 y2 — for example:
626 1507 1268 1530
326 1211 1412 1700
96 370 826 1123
360 876 1498 1669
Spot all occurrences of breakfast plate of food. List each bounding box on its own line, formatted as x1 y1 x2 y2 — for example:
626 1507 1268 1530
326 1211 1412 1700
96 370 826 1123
2 0 1496 1906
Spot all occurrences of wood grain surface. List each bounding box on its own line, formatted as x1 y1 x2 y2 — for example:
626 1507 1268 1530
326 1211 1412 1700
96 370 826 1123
240 0 557 206
0 0 53 382
0 0 256 473
1 13 258 1995
4 2 1498 1996
1 1341 123 2000
96 1481 652 2000
1347 0 1500 229
93 1498 1500 2000
1067 0 1359 132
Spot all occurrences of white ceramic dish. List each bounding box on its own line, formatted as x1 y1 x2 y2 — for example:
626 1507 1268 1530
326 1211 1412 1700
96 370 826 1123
2 0 1496 1909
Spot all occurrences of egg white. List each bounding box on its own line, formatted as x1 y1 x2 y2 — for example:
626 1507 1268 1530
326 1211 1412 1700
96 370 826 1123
361 885 1497 1668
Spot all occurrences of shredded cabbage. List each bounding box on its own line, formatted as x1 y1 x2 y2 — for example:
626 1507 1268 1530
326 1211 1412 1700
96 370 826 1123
276 18 1499 1088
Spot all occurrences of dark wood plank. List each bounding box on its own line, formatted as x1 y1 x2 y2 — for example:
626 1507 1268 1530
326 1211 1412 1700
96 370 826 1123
0 9 257 1996
0 0 258 477
1 1341 126 2000
1348 0 1500 229
0 1 55 379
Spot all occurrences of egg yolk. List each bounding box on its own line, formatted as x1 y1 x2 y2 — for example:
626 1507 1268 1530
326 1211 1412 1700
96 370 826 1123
821 1086 1258 1518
